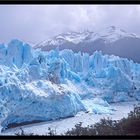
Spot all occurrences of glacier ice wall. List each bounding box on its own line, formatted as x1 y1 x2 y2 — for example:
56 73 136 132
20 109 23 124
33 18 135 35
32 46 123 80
0 39 140 129
0 39 33 68
1 81 86 130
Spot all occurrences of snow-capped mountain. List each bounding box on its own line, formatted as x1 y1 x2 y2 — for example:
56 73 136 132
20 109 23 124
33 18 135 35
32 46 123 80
35 26 140 63
35 30 93 48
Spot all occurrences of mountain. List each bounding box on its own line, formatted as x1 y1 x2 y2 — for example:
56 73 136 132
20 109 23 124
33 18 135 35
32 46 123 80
35 26 140 63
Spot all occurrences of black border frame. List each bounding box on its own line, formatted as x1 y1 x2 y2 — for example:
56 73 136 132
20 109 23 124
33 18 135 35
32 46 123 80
0 0 140 4
0 0 140 139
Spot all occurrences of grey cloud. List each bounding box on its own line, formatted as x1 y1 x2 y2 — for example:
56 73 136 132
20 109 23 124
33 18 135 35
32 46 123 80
0 5 140 44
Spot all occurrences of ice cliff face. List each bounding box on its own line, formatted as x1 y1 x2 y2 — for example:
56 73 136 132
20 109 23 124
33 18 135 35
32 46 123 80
1 80 86 129
0 39 140 130
0 39 32 68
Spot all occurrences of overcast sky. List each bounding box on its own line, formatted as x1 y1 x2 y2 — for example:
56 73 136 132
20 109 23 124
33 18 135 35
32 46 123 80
0 5 140 45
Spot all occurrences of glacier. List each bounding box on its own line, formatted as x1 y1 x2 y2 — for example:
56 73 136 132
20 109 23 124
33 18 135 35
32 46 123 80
1 81 86 130
0 39 140 130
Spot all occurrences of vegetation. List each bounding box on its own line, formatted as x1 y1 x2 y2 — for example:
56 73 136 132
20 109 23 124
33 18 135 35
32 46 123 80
65 105 140 135
15 128 34 136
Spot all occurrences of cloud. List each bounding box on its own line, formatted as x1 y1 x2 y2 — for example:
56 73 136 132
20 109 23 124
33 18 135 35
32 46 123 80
0 5 140 44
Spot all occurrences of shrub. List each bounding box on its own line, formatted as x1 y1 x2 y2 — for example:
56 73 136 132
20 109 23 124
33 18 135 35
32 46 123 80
118 105 140 135
47 127 57 136
15 128 34 136
65 122 95 136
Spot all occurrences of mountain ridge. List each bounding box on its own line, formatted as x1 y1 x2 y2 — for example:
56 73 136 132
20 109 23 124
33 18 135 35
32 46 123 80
35 26 140 63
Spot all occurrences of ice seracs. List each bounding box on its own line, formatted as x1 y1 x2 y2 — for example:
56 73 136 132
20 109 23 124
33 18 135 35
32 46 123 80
0 39 33 68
